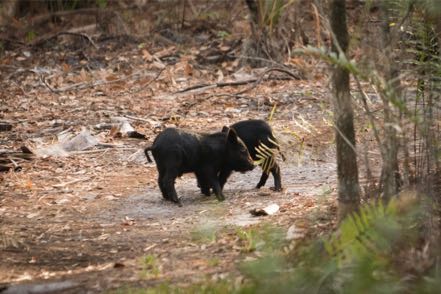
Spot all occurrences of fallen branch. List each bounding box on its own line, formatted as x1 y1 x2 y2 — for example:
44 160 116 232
32 31 98 49
0 153 30 172
52 177 90 188
179 93 256 116
0 165 11 172
111 67 167 98
67 24 97 34
69 149 112 155
233 67 303 95
40 76 58 93
260 67 303 81
134 66 166 93
30 7 106 26
70 147 137 155
0 151 34 160
0 122 13 132
174 67 301 96
9 158 19 170
27 5 137 28
174 79 257 95
41 69 152 94
122 115 160 126
0 38 26 48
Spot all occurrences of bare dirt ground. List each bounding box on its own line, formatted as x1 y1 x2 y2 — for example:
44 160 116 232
0 37 340 292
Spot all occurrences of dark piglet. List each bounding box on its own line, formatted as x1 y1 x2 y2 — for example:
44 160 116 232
224 119 283 191
145 127 255 206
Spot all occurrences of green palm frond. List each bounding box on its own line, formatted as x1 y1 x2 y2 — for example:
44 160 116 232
254 137 283 174
325 196 421 268
326 202 389 265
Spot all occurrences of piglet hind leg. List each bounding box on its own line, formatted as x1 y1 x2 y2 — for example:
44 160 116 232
157 172 170 200
256 171 270 189
271 164 282 191
256 164 282 192
162 172 182 206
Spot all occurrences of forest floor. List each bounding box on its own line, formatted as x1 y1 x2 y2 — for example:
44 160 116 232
0 32 363 293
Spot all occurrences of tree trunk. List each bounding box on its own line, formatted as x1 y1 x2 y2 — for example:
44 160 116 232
242 0 285 67
379 2 401 201
329 0 361 221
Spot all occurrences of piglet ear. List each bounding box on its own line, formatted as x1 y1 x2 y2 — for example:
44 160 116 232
226 128 238 144
221 126 229 133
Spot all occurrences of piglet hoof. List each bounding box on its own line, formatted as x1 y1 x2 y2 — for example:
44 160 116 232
172 198 183 207
201 188 211 197
270 186 283 192
215 195 225 202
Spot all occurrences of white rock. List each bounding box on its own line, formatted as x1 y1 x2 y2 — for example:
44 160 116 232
250 203 279 216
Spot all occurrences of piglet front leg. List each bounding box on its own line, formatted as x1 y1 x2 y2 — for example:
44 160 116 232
207 172 225 201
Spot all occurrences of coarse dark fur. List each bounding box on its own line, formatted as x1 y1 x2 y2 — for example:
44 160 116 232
145 127 255 206
224 119 283 191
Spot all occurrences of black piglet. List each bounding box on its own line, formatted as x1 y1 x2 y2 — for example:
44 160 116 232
145 127 255 206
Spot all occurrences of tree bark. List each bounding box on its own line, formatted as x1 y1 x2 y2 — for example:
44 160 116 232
242 0 285 67
245 0 259 26
329 0 361 221
379 2 401 201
